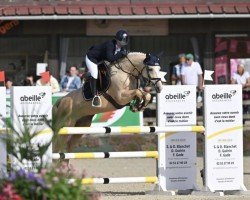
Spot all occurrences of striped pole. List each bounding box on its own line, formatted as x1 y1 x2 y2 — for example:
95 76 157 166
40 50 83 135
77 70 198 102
52 151 158 159
69 176 158 184
58 126 205 136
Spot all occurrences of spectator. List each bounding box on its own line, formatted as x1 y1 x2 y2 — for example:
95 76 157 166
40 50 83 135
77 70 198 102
22 73 35 86
172 53 186 85
181 53 203 90
36 69 60 93
5 78 13 94
60 65 81 92
231 63 250 88
78 67 87 86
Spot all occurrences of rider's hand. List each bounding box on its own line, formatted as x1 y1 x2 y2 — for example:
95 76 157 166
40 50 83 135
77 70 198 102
120 49 128 56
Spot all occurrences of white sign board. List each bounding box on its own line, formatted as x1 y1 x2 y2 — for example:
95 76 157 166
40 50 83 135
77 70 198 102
204 85 245 191
157 85 197 191
11 86 52 171
36 63 47 76
0 87 6 177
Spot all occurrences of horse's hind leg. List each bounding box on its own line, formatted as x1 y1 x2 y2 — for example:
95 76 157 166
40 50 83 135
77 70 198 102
53 97 76 153
67 115 94 151
53 118 76 153
75 115 94 127
52 117 76 166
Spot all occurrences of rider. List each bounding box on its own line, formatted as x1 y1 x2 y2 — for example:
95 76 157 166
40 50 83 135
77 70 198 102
85 30 129 107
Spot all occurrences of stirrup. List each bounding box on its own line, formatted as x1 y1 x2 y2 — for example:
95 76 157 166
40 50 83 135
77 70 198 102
92 95 102 107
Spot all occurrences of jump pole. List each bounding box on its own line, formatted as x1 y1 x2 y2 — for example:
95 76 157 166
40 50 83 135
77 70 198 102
69 176 158 184
58 126 204 136
52 151 158 159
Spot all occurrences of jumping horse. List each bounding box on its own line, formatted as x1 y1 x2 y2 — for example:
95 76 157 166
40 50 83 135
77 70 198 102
52 52 163 152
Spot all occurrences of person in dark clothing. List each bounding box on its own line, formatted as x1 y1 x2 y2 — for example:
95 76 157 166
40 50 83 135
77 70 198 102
85 30 129 107
22 73 35 86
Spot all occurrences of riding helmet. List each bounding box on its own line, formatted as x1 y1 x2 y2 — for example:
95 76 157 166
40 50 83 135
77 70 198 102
115 30 128 46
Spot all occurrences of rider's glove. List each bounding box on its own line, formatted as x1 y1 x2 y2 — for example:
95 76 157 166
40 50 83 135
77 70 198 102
120 49 128 56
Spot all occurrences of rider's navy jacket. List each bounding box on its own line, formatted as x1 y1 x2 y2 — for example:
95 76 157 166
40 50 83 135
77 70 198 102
86 39 124 63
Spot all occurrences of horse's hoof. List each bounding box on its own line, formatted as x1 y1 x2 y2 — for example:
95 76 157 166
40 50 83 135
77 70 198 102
137 105 146 112
140 106 146 111
132 108 138 112
129 106 138 112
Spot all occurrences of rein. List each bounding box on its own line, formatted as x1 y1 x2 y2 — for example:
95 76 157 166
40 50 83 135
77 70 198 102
105 54 162 110
114 58 141 79
112 55 160 110
113 56 150 89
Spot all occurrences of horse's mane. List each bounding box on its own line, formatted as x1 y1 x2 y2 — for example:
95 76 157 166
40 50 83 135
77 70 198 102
108 52 146 69
118 52 146 65
128 52 145 56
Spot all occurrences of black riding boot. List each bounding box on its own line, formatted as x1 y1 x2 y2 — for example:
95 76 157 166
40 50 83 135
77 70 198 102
90 78 101 107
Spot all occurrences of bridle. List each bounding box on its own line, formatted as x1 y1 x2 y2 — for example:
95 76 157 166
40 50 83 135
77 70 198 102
113 56 161 93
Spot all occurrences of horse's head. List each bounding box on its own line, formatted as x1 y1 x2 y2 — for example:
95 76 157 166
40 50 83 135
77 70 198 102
142 53 163 93
118 52 163 93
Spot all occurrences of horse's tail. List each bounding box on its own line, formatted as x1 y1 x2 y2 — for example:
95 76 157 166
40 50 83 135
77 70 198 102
52 96 74 131
52 97 62 127
54 97 62 109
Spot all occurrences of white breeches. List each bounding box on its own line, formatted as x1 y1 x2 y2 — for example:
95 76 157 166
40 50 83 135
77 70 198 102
85 55 98 79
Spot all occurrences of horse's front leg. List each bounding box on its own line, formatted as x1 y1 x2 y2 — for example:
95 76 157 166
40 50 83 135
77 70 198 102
120 88 151 112
133 88 151 112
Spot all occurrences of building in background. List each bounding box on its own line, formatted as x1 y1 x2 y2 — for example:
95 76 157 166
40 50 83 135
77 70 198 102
0 0 250 84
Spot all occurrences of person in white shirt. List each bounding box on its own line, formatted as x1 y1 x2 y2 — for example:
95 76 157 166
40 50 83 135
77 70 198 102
181 53 203 90
172 53 186 85
231 63 250 88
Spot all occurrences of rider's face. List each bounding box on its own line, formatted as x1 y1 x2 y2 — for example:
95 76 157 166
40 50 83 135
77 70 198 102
116 40 127 48
116 40 122 48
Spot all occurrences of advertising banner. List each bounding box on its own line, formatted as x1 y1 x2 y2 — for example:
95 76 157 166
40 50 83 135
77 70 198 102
157 85 197 191
204 85 245 191
215 55 228 84
11 86 52 171
0 87 6 178
91 107 142 127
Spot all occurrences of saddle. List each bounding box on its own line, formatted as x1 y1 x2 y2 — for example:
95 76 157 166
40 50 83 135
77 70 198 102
82 62 111 101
